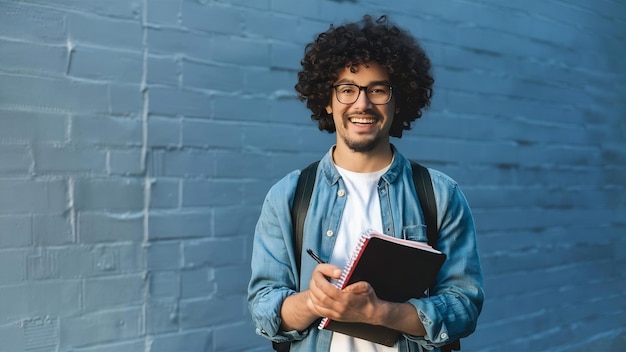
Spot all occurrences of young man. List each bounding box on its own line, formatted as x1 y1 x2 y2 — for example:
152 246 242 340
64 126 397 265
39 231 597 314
248 15 484 352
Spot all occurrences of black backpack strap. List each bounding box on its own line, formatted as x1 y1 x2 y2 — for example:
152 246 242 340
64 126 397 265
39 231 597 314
411 161 461 352
290 161 319 273
410 161 438 248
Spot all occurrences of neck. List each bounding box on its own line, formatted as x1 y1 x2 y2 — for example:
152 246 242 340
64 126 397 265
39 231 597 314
332 142 393 173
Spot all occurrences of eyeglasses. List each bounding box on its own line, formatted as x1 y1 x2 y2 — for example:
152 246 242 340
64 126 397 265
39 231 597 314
332 83 393 105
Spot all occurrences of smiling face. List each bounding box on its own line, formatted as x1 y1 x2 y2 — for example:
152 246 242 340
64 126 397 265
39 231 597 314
326 62 396 154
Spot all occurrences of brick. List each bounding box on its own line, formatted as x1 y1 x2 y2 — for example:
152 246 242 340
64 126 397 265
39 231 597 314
109 83 143 115
271 0 319 17
53 244 144 278
60 308 142 348
33 145 106 174
66 12 143 50
146 0 181 26
109 149 144 175
242 11 300 42
181 267 212 299
182 119 242 148
0 145 31 175
271 41 302 70
243 124 304 152
30 280 81 316
214 320 263 352
182 59 245 92
0 74 109 113
149 271 180 298
73 178 144 211
149 178 180 209
32 213 73 246
268 98 312 125
69 46 143 83
78 212 143 243
0 39 67 75
213 95 270 121
0 249 26 285
182 179 242 207
145 298 178 334
148 330 212 352
214 150 273 179
243 67 296 95
70 340 146 352
148 55 180 86
179 295 241 329
211 34 271 67
71 115 142 146
29 0 142 20
0 109 67 143
0 179 67 213
147 116 181 147
0 285 28 319
149 86 212 118
214 265 249 296
0 281 80 320
146 242 181 271
213 205 259 238
182 1 243 35
0 2 66 43
0 320 25 351
84 275 144 311
183 238 246 268
216 0 269 10
0 215 31 248
151 150 215 177
148 27 212 60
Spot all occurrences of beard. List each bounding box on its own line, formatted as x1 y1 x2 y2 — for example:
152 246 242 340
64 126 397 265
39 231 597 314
342 132 384 153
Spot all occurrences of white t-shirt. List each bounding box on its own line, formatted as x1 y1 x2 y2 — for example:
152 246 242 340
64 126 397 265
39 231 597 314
329 162 398 352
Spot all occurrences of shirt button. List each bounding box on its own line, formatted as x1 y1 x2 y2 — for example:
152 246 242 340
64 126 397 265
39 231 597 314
326 230 334 237
337 189 345 197
440 332 447 339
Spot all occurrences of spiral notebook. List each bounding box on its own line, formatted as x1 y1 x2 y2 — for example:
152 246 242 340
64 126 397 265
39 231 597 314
318 229 446 346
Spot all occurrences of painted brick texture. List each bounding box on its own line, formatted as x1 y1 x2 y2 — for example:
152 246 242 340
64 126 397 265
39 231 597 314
0 1 624 351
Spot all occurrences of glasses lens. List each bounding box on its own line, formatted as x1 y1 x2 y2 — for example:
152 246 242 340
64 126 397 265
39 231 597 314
335 84 391 104
367 85 391 104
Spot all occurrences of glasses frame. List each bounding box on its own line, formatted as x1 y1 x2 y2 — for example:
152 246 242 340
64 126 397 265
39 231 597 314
332 83 394 105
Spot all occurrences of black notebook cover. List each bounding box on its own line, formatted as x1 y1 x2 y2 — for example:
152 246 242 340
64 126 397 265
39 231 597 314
318 230 446 346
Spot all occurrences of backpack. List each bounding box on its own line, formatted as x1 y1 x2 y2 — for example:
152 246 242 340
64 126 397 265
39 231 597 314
273 160 460 352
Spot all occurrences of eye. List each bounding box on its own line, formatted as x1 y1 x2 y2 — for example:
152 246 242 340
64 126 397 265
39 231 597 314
338 85 356 94
369 85 389 95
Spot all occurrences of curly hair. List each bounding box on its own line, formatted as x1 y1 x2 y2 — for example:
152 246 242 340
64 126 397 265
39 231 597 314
295 15 434 138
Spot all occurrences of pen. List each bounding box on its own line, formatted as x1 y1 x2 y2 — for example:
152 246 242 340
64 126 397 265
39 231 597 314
306 248 326 264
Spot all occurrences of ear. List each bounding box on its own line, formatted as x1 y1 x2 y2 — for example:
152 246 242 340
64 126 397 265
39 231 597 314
326 105 333 114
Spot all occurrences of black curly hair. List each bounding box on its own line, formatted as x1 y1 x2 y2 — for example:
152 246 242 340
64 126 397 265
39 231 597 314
295 14 434 138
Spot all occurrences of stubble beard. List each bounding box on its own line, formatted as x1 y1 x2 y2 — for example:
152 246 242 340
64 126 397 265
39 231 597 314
342 132 383 153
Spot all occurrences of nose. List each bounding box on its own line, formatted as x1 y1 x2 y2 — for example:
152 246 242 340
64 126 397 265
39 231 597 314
353 87 373 109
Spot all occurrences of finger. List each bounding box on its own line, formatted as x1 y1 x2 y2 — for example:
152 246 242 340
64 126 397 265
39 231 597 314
342 281 373 294
314 263 342 279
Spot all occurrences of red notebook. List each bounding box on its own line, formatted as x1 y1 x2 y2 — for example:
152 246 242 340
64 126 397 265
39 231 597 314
318 229 446 346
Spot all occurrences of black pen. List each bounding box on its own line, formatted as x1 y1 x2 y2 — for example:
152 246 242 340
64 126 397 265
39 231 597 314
306 248 326 264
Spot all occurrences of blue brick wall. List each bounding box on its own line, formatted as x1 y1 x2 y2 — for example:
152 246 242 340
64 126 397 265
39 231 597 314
0 1 624 351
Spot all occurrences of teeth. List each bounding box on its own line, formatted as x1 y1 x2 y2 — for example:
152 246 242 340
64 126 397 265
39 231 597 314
350 117 374 124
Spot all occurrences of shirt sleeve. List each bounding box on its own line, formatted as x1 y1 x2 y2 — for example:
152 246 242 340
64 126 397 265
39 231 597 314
405 173 485 349
247 172 309 343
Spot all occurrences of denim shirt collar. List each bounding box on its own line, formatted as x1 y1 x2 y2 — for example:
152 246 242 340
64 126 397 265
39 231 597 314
319 144 407 186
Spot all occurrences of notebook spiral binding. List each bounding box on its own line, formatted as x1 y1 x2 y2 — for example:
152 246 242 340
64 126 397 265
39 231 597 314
318 229 372 329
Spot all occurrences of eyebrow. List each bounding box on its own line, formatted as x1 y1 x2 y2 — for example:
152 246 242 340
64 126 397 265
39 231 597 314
334 79 392 86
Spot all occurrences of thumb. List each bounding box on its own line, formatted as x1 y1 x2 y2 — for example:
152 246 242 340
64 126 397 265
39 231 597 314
343 281 372 293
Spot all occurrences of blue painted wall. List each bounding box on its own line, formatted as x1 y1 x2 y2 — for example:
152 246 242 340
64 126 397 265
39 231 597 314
0 0 624 351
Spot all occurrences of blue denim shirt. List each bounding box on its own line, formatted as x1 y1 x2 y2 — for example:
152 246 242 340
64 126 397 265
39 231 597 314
248 147 484 352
